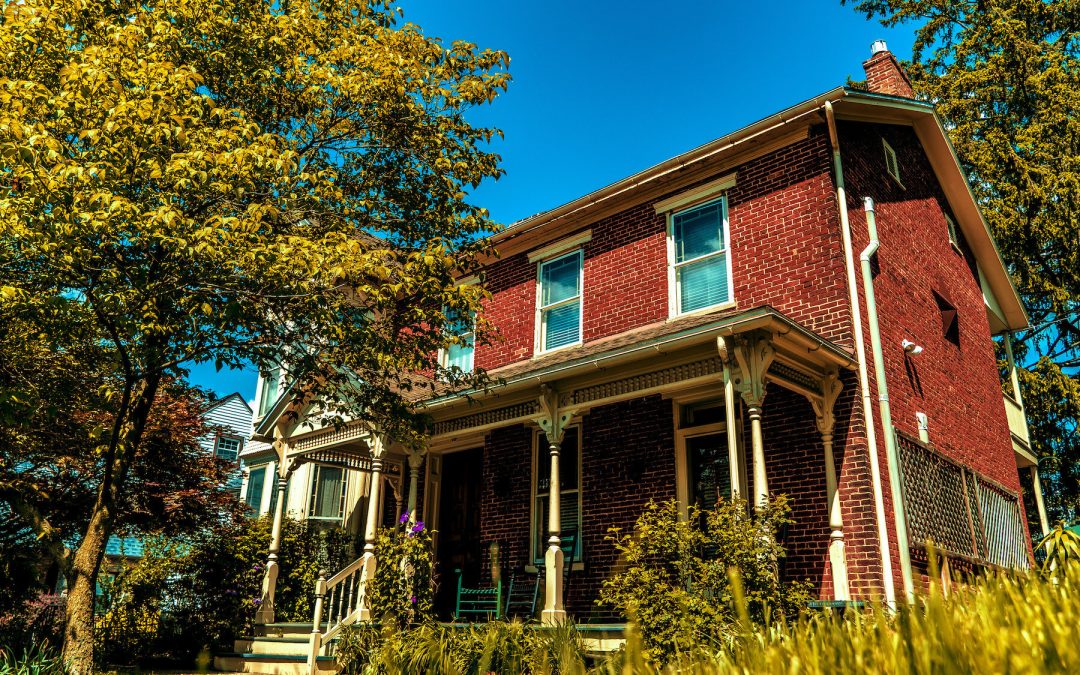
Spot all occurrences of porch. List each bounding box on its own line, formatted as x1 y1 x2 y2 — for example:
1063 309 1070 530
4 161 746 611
239 307 861 672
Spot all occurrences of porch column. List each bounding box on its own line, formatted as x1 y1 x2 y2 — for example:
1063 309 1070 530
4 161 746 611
811 370 850 600
256 436 290 625
406 447 426 523
717 337 743 499
537 385 575 625
733 334 775 508
1030 466 1051 537
357 432 388 622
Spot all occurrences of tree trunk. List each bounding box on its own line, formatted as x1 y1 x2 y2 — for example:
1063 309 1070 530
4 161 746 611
60 373 162 674
61 530 107 675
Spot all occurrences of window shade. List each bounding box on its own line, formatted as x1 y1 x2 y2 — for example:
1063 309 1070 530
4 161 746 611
674 201 724 263
680 254 729 313
245 466 265 512
544 301 580 350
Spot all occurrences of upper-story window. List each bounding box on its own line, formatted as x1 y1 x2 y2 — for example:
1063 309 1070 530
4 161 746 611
537 250 583 352
257 367 281 417
441 308 475 373
671 197 732 314
883 138 902 186
214 435 243 462
944 213 960 249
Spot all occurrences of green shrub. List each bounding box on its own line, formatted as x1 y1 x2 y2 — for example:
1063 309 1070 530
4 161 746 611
367 516 435 629
95 517 355 666
336 620 587 674
0 642 65 675
597 497 811 662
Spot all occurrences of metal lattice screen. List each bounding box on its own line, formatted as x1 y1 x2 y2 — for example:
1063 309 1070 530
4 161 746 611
896 431 1029 569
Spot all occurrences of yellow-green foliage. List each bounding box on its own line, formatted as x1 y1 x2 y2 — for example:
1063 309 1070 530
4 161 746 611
341 562 1080 674
606 562 1080 674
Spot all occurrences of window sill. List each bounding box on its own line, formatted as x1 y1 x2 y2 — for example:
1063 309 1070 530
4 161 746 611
668 300 737 322
533 341 583 359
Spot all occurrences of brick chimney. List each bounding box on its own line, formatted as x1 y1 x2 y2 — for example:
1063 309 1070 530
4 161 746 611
862 40 914 98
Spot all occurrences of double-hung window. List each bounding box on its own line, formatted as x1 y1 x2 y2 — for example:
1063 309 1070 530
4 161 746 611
533 427 582 563
245 465 266 514
257 367 281 417
308 465 347 521
443 308 475 373
538 250 582 352
214 436 242 462
672 197 732 314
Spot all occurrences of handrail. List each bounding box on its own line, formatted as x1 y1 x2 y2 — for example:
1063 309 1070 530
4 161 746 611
308 554 370 672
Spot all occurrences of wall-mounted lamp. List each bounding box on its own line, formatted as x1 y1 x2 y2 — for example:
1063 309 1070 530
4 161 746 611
902 340 924 355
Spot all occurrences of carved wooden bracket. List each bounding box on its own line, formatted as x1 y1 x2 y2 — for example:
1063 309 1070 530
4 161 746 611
536 384 577 447
811 369 843 437
732 334 776 409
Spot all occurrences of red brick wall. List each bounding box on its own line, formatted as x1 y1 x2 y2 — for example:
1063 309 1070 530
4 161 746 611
479 424 533 574
475 126 852 371
838 120 1031 587
575 395 677 618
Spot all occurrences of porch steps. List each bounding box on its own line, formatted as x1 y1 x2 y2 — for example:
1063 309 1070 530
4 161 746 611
213 623 337 675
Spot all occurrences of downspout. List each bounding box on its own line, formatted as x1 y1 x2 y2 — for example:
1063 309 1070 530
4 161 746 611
824 101 897 608
861 197 915 602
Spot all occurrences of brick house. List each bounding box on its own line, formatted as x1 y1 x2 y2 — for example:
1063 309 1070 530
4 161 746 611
228 42 1050 672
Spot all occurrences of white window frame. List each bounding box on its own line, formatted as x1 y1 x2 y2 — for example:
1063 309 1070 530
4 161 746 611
883 138 903 186
213 435 243 462
673 399 734 518
529 426 583 566
438 309 476 374
256 366 282 418
243 464 269 515
535 249 584 354
944 213 962 252
666 196 735 318
307 464 349 522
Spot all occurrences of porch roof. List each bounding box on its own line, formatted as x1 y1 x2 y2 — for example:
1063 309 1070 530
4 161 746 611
422 304 855 412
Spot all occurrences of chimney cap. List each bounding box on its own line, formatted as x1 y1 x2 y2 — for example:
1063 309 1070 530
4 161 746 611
871 40 889 55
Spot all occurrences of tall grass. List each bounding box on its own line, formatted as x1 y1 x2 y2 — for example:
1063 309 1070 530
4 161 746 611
0 643 65 675
340 562 1080 674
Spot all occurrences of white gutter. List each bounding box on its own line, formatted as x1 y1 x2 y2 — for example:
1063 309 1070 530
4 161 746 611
824 101 897 608
861 197 915 602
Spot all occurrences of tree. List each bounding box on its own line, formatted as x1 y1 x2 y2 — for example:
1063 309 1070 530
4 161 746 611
0 302 243 645
0 1 509 671
844 0 1080 523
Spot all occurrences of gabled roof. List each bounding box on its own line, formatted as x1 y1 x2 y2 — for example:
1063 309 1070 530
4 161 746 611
488 87 1027 332
204 391 252 414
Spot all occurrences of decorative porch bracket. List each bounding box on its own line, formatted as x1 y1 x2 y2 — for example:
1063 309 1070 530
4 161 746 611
535 384 578 625
731 333 775 509
808 369 851 601
256 433 294 625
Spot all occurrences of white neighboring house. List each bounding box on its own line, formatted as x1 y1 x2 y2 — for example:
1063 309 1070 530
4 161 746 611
202 392 254 496
239 369 378 536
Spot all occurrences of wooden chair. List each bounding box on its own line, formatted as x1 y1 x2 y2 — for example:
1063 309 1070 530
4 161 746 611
505 528 580 620
454 567 502 621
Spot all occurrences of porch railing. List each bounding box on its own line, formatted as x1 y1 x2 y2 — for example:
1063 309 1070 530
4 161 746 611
307 554 369 670
895 430 1029 569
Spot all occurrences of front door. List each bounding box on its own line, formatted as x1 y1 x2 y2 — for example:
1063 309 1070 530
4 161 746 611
434 446 484 618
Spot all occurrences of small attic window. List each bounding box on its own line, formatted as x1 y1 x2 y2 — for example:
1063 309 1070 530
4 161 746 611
933 291 960 347
883 138 902 185
944 213 960 249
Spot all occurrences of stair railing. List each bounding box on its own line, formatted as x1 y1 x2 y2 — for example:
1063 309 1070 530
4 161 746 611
307 554 370 672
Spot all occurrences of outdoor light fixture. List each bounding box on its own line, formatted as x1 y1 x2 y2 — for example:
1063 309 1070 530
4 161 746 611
902 340 924 355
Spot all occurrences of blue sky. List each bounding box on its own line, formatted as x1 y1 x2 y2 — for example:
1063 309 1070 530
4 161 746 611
188 0 916 400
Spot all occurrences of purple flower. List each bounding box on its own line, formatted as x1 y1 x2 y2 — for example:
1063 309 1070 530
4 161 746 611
410 595 417 605
411 521 425 533
399 513 409 524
